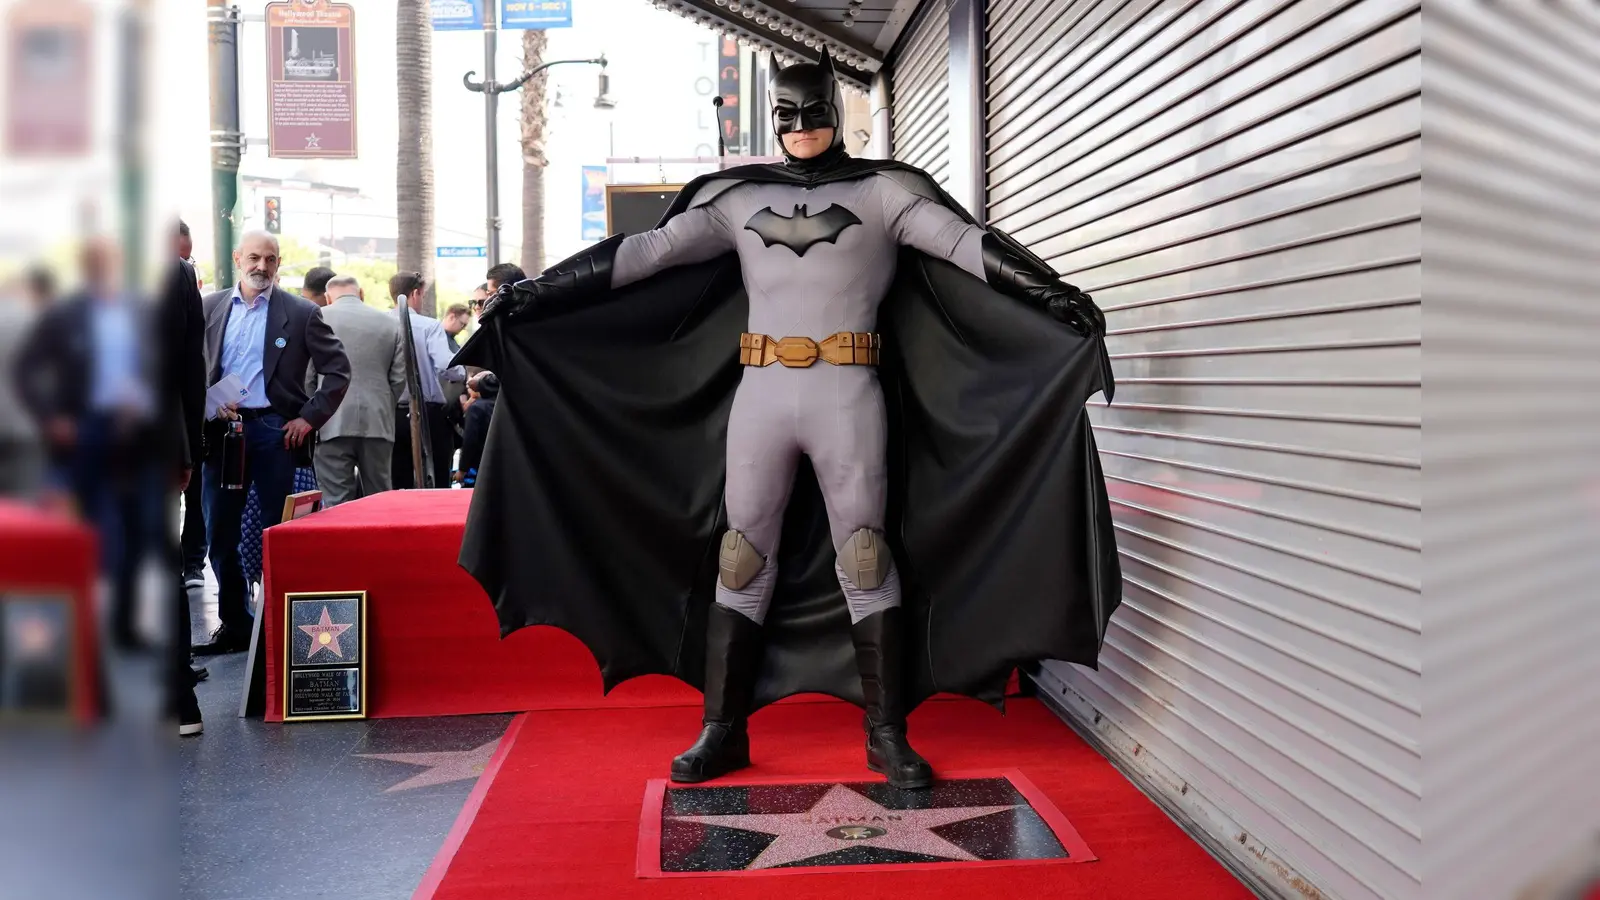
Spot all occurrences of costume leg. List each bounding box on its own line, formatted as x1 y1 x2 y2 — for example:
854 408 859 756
799 369 900 623
674 371 800 782
713 369 802 625
801 369 932 788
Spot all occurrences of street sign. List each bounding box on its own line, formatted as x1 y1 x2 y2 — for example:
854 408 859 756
430 0 483 31
501 0 571 30
266 0 357 159
437 246 487 258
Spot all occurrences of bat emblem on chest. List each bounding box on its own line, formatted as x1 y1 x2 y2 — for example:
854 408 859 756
744 203 862 256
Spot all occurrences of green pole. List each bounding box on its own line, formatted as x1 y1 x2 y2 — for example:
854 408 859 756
209 1 241 286
119 5 147 287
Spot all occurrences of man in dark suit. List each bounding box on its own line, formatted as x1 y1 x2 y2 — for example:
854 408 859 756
14 238 171 652
194 230 349 655
157 228 208 733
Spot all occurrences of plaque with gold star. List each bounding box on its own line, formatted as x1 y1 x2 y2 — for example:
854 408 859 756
0 594 77 721
283 590 367 721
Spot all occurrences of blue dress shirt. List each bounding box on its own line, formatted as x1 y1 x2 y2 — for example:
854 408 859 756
221 285 272 409
89 295 150 415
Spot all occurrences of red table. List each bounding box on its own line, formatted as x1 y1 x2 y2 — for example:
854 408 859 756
0 500 101 723
261 490 699 722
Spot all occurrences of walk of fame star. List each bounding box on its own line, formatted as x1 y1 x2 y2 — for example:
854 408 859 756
358 739 500 792
304 133 321 149
668 783 1020 870
298 606 353 660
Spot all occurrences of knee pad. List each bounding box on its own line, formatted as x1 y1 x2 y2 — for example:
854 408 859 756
839 528 890 591
718 530 765 591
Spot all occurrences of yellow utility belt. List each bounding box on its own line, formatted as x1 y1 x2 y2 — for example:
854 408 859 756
738 332 881 367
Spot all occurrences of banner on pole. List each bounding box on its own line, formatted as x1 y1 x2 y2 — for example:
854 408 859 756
501 0 571 30
430 0 484 31
4 0 92 157
717 37 742 155
266 0 357 159
581 166 608 240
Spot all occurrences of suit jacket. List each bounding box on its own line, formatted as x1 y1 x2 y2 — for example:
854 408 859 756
162 259 207 470
309 296 406 441
203 284 350 434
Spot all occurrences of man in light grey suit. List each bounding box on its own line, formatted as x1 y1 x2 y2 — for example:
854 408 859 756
195 230 349 655
308 275 405 506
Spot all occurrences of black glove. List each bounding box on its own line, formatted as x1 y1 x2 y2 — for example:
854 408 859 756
980 231 1105 337
478 234 624 324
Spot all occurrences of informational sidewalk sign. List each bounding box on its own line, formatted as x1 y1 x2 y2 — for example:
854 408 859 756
4 0 92 157
501 0 571 30
581 166 607 240
437 246 488 258
430 0 484 30
266 0 357 159
717 37 742 155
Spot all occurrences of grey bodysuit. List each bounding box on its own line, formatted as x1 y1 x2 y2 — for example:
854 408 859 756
612 172 988 625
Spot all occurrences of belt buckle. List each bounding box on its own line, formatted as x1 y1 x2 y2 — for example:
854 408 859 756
773 336 819 367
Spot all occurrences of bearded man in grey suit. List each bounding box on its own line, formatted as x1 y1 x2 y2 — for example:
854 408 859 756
308 275 406 506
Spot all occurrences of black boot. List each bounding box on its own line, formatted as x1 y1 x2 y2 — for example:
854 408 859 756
671 605 764 783
851 608 934 789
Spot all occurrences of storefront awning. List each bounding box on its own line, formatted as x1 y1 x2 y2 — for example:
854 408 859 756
639 0 926 90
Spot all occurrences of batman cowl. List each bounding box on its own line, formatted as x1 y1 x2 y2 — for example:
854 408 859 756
769 52 847 165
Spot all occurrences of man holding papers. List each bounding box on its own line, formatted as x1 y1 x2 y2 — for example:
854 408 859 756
194 230 349 656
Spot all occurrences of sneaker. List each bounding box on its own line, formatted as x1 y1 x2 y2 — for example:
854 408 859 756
178 689 203 737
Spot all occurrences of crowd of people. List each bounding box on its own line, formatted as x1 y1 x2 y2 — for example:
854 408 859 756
0 222 516 736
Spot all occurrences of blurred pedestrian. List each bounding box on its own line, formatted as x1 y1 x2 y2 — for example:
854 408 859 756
390 273 459 490
193 231 349 656
0 268 50 498
311 274 405 506
15 239 167 651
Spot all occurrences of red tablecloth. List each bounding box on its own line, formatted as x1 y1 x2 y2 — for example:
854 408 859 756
0 500 101 722
262 490 699 722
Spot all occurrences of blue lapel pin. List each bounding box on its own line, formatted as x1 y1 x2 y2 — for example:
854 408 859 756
274 337 287 348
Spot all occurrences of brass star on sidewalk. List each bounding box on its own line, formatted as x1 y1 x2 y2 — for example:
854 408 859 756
357 740 500 792
298 606 353 660
668 783 1019 869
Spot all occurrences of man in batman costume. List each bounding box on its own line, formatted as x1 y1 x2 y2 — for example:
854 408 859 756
454 53 1121 790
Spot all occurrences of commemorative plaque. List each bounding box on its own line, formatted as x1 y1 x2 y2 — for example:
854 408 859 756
283 590 366 721
0 593 77 720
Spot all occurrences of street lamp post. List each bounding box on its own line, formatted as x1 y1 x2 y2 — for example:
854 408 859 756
463 36 608 267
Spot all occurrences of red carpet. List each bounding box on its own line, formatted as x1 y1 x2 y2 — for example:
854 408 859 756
417 699 1254 899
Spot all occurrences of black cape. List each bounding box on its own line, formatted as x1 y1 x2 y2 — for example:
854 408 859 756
453 158 1121 712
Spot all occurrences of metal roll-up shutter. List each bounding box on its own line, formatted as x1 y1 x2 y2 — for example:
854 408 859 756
890 0 951 186
1426 5 1600 900
984 3 1421 899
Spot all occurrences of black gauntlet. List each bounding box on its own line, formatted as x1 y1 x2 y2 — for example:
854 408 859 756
480 233 624 323
980 232 1105 337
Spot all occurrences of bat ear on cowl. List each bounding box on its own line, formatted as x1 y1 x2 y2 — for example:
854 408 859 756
818 50 836 78
769 52 785 71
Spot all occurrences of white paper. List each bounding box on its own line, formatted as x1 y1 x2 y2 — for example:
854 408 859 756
205 374 249 420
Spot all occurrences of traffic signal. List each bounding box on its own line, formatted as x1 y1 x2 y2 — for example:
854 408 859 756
264 196 282 234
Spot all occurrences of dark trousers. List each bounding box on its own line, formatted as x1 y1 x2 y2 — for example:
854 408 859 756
68 414 166 643
180 470 207 575
203 413 295 633
392 403 453 490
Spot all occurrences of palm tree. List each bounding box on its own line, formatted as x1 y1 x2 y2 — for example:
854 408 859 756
519 29 551 273
396 0 436 314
